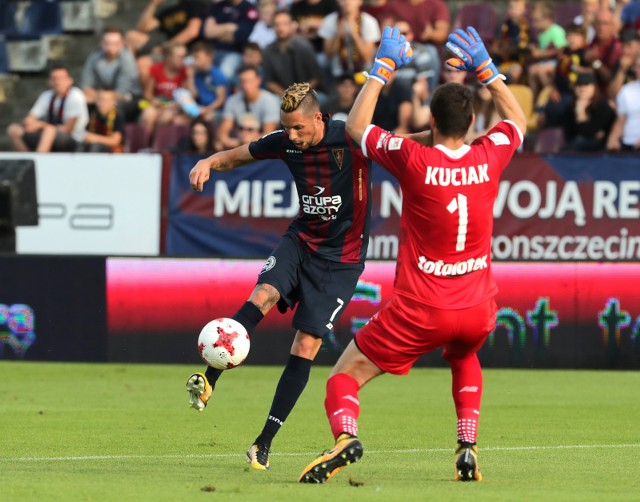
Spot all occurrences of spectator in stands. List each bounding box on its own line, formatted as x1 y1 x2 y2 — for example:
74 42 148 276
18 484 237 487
229 42 265 91
574 0 600 44
585 9 622 94
538 22 590 129
361 0 388 25
187 41 228 123
325 73 360 121
318 0 381 81
467 84 501 142
528 1 568 98
201 0 259 81
249 0 278 49
561 71 615 151
139 43 190 136
262 10 325 97
236 113 264 144
381 0 450 47
126 0 207 86
371 73 412 134
410 75 431 131
78 90 126 153
410 65 470 133
392 18 440 92
6 65 88 153
81 26 142 122
492 0 532 84
608 29 640 99
214 65 280 151
620 0 640 32
290 0 339 57
607 55 640 151
173 116 216 154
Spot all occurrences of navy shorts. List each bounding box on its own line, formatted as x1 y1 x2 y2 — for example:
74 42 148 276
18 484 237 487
257 233 364 338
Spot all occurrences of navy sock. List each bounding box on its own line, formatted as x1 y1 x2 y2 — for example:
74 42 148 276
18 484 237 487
204 302 264 387
232 301 264 336
255 354 313 447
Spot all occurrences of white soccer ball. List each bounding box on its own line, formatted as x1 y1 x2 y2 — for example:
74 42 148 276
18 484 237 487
198 318 250 370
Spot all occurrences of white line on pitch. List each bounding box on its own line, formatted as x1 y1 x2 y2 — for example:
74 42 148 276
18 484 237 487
1 443 638 462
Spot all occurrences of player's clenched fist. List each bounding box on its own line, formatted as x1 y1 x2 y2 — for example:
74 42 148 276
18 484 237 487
189 159 213 192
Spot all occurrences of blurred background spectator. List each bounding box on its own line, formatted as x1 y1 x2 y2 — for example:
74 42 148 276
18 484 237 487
81 26 142 122
585 8 622 94
202 0 259 81
126 0 207 86
381 0 450 47
262 10 325 97
561 71 615 151
78 90 126 153
492 0 532 84
290 0 339 58
607 55 640 151
528 1 567 97
139 43 190 136
392 18 441 92
371 72 412 134
249 0 278 48
608 29 640 99
325 73 360 120
173 116 216 153
467 84 501 142
186 41 228 123
318 0 381 82
214 64 280 151
6 65 88 153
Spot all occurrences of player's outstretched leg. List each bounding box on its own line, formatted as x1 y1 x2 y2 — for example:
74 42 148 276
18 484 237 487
454 441 482 481
187 301 265 411
185 372 213 412
299 434 364 483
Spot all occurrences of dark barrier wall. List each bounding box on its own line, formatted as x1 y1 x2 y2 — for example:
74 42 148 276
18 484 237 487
107 258 640 369
0 256 107 361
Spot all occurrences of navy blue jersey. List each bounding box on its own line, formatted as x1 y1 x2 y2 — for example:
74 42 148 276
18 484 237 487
249 118 372 264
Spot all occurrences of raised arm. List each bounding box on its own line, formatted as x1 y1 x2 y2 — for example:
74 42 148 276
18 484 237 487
445 26 526 135
189 143 255 192
346 27 414 145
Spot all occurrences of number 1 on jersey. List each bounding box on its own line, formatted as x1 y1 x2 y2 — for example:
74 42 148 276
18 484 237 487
446 194 468 251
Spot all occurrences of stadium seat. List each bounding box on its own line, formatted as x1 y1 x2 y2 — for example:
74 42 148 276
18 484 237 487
553 2 581 29
453 3 498 45
534 127 565 154
4 0 63 40
61 0 96 33
124 123 151 153
151 124 190 152
508 84 537 131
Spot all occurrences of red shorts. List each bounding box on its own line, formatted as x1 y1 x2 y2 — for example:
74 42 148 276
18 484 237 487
355 294 497 375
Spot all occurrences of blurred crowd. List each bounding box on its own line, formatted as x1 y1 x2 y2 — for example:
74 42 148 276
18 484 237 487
5 0 640 154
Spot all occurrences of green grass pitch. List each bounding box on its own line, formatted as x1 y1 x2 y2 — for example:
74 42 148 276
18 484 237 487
1 362 639 501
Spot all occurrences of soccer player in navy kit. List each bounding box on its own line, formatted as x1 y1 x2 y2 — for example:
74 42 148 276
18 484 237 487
186 82 373 470
299 26 527 483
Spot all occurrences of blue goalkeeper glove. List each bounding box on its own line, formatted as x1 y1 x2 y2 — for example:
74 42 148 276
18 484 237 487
445 26 504 85
367 26 414 85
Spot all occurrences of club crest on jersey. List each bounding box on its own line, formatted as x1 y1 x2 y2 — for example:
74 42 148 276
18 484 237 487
260 256 276 274
331 149 344 169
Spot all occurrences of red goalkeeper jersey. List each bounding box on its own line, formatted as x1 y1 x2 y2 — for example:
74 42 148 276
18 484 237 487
362 121 522 309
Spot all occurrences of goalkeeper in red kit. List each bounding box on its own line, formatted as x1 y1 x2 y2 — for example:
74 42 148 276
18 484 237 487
299 26 527 483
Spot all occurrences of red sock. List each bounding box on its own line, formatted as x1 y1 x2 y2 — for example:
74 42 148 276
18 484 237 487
449 354 482 443
325 373 360 440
